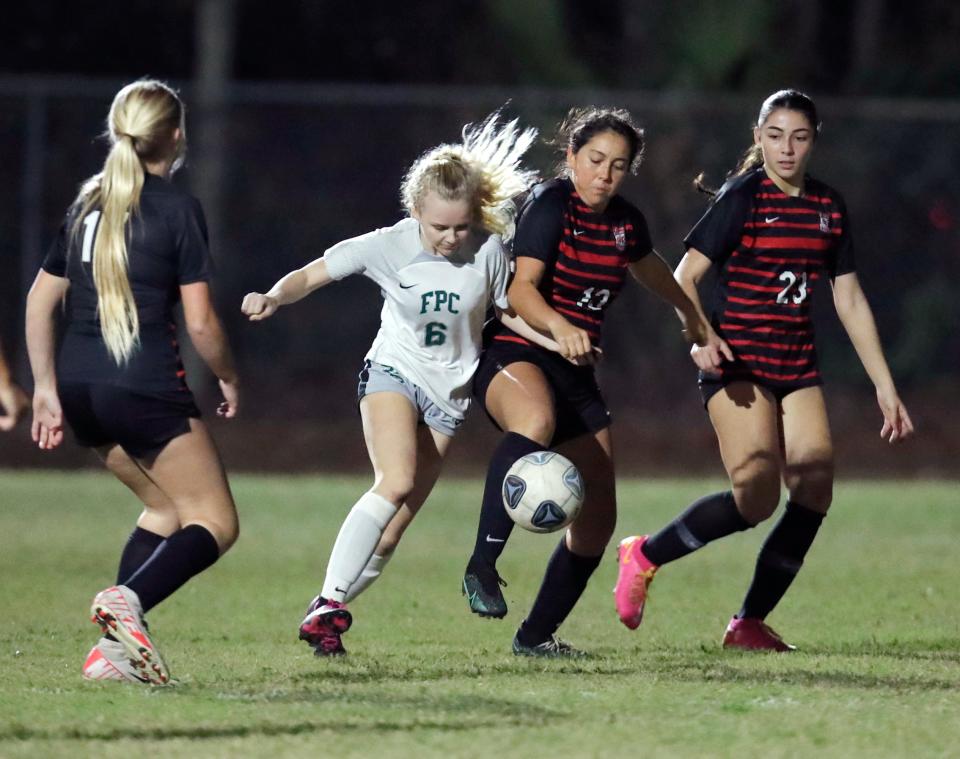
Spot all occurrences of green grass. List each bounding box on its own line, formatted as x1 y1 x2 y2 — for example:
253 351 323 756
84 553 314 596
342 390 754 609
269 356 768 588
1 471 958 758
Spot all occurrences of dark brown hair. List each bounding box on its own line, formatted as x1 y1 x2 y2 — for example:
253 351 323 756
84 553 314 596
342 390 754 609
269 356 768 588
695 89 820 196
552 106 645 175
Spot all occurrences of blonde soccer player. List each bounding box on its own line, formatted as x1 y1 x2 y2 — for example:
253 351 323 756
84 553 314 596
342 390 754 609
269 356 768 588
242 113 558 655
27 80 240 684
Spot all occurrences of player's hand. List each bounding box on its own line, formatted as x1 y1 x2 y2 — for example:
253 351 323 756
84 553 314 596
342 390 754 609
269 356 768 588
241 292 279 321
877 387 914 444
31 386 63 450
690 330 734 373
565 346 603 367
217 377 240 418
0 380 29 431
549 319 593 361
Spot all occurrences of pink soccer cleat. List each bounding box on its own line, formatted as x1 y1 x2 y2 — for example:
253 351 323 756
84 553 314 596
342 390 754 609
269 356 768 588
90 585 171 684
82 637 149 683
614 535 658 630
299 596 352 656
722 616 797 652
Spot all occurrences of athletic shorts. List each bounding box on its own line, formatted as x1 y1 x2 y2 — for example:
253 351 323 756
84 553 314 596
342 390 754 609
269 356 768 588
698 371 823 408
356 360 462 438
472 339 611 447
59 382 201 459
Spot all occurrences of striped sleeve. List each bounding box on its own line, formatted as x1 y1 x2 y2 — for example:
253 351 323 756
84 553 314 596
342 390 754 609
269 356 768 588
827 193 856 278
684 178 753 264
512 184 565 265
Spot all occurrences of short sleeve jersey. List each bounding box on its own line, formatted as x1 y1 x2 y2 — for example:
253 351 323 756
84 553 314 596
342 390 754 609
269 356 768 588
41 174 211 392
490 177 653 349
323 217 510 419
684 167 855 387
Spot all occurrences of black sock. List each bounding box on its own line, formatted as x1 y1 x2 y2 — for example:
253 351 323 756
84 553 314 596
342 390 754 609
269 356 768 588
739 501 825 620
642 491 752 566
116 527 166 585
124 524 220 613
471 432 542 568
517 539 602 645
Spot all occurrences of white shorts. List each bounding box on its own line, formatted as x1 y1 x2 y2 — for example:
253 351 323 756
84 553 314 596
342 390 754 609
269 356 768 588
356 360 462 437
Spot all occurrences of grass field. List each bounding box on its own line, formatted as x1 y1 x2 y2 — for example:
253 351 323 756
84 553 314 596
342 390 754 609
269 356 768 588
1 470 958 758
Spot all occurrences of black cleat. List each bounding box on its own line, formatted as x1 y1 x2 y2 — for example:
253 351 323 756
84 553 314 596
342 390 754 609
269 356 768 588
462 557 508 618
511 632 586 658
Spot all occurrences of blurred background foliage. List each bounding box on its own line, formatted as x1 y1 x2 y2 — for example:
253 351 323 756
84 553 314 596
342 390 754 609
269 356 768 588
1 0 957 474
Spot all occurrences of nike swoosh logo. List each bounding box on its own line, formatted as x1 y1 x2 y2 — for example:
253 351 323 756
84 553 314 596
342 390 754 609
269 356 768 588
572 229 585 236
765 216 780 223
399 283 418 289
334 586 348 594
485 535 505 543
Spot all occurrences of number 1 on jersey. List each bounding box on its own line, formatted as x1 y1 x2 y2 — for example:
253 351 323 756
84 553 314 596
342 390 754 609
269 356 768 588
81 210 101 263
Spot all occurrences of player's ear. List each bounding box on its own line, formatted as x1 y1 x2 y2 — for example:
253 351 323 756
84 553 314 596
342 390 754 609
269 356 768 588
753 127 761 146
565 146 576 173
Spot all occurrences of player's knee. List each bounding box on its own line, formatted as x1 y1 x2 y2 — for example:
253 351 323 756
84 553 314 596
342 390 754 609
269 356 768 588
214 509 240 552
785 456 834 513
730 452 781 524
508 411 555 447
373 474 415 506
138 506 180 535
190 511 239 554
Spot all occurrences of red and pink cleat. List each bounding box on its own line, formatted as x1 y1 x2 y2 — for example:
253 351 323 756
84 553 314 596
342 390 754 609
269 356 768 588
722 616 796 652
299 596 352 656
614 535 658 630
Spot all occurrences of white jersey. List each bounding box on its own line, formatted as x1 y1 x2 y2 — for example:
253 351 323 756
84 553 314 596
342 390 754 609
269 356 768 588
323 217 510 419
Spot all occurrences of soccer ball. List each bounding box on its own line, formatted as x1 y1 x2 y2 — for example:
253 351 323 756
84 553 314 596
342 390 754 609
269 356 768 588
502 451 585 533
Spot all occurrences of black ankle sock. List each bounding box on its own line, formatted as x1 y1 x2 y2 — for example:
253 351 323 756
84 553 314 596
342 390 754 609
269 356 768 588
739 501 825 620
642 491 752 566
517 539 602 645
125 525 220 613
116 527 166 585
471 432 542 567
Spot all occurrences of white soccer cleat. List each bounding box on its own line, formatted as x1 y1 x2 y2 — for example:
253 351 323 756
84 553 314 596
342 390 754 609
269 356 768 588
82 637 150 683
90 585 171 685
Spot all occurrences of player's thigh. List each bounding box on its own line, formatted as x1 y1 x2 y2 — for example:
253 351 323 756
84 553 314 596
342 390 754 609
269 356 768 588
557 426 616 556
137 418 238 551
97 443 180 535
780 385 834 513
707 381 783 522
360 391 421 500
484 361 556 445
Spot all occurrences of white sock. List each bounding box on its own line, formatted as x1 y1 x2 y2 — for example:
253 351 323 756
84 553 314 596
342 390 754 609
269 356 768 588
321 492 397 603
344 552 393 603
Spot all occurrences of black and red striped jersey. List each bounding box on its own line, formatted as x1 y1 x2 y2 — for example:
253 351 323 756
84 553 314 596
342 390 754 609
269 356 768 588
684 167 855 387
491 177 652 349
41 173 211 392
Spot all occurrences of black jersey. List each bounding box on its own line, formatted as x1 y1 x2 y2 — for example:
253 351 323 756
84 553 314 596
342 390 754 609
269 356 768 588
490 177 653 349
42 173 211 393
684 168 855 387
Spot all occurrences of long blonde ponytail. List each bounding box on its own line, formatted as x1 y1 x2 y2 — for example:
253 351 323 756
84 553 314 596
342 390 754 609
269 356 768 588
72 80 185 364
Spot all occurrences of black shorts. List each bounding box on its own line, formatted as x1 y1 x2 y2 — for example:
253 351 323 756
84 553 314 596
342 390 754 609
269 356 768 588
698 371 822 408
473 339 611 446
59 382 201 459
